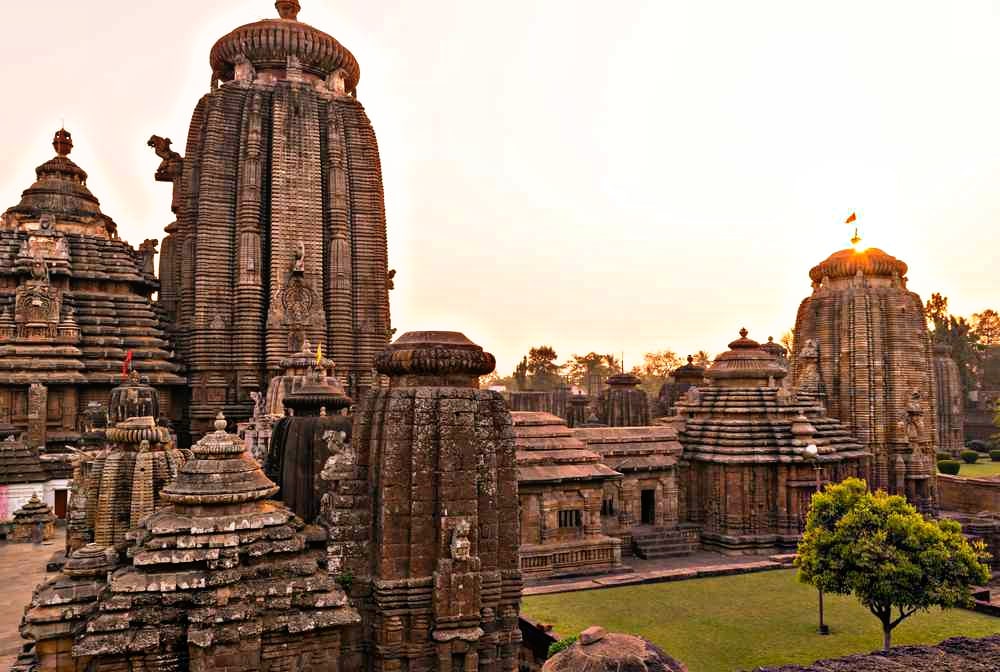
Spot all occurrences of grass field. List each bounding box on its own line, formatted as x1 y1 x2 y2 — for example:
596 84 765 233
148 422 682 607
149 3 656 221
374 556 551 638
953 459 1000 478
522 569 999 672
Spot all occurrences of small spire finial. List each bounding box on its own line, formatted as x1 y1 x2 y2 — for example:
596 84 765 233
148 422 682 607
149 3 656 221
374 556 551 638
214 411 227 432
739 327 748 339
53 128 73 157
275 0 301 20
687 355 694 364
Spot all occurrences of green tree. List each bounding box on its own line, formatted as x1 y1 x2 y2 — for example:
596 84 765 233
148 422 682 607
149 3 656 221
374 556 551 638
796 478 990 651
924 292 950 331
563 352 620 396
526 346 561 390
630 350 683 398
513 356 528 391
692 350 713 369
972 308 1000 346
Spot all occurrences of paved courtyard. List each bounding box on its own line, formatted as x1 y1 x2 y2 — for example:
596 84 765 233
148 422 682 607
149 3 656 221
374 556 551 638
0 529 62 670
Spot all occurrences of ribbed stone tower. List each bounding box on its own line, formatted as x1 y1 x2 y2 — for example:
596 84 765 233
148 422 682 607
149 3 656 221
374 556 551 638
792 247 939 508
351 331 522 671
600 373 649 427
156 0 391 435
933 342 965 457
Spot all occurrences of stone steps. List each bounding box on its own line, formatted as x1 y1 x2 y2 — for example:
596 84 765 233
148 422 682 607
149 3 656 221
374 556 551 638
632 529 699 560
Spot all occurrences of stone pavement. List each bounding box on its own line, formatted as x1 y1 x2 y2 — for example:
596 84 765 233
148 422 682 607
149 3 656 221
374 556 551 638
524 551 796 596
0 528 62 670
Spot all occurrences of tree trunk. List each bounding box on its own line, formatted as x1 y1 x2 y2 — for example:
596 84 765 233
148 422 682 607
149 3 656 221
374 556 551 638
882 622 892 651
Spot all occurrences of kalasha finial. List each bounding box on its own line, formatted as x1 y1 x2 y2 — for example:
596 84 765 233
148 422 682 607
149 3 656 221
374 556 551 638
214 411 227 432
739 327 749 339
53 128 73 157
276 0 301 20
687 355 694 364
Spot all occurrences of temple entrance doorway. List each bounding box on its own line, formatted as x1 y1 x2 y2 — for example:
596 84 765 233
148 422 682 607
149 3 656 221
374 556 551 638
641 489 656 525
53 489 67 519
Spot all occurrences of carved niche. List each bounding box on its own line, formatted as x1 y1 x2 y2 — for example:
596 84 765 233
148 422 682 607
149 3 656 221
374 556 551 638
15 258 62 340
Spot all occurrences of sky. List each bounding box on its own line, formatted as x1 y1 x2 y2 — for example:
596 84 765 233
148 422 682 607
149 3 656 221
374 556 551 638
1 1 998 375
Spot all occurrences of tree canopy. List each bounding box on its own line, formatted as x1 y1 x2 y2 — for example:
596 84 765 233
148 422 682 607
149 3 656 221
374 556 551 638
972 308 1000 346
630 350 683 397
796 478 990 651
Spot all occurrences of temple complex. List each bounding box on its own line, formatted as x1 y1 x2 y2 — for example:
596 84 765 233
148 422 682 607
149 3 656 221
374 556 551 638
574 425 692 558
677 330 869 553
0 130 184 449
791 246 939 507
154 0 391 436
513 412 623 578
933 343 965 456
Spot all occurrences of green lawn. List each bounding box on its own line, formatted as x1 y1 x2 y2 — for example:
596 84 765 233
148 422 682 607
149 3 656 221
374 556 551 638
953 459 1000 478
522 569 999 672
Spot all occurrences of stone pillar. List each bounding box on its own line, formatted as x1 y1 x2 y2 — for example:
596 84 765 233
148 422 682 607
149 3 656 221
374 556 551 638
355 331 522 672
27 383 47 448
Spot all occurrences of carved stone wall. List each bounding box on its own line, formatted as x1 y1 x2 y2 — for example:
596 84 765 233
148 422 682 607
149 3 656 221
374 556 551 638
350 331 522 671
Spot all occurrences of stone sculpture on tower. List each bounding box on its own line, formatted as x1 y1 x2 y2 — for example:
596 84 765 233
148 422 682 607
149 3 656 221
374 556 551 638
153 0 392 436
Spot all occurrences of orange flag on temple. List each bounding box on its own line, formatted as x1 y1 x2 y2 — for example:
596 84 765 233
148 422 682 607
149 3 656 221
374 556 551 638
121 350 133 380
845 212 857 224
316 343 323 367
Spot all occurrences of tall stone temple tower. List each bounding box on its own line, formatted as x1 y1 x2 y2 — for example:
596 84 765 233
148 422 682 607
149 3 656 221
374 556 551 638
0 130 184 449
791 247 938 510
154 0 391 435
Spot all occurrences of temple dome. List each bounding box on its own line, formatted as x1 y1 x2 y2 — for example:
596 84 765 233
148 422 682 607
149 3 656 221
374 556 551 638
808 247 908 283
706 328 786 386
4 129 116 236
209 1 361 88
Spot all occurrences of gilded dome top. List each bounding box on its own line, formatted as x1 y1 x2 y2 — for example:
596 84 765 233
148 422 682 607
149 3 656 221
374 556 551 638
808 247 908 284
209 1 360 89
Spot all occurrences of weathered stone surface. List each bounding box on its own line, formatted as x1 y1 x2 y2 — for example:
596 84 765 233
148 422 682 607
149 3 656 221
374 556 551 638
346 331 522 671
754 634 1000 671
542 630 688 672
791 247 939 511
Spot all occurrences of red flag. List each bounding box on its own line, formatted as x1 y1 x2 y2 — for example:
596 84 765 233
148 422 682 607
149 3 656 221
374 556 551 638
845 212 856 224
122 350 133 379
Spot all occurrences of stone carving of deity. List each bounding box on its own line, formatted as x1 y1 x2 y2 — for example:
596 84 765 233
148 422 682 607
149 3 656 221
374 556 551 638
293 241 306 273
450 518 472 561
899 390 925 446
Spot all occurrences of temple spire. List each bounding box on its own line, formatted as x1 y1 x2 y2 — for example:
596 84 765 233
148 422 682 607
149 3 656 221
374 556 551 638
275 0 300 20
53 128 73 157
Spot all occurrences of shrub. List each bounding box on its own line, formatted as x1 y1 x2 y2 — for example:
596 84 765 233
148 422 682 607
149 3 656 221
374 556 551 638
547 635 578 658
968 440 989 453
938 460 961 475
937 451 953 461
960 450 980 464
991 450 1000 462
